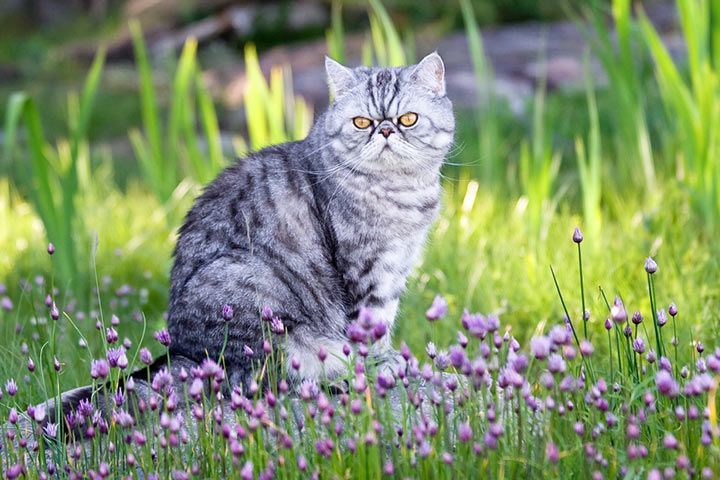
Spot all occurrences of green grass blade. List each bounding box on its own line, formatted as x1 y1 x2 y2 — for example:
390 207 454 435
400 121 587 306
130 20 165 200
196 73 225 179
368 0 406 66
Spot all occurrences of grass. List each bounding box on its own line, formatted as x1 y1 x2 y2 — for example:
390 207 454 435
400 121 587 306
2 0 720 477
0 227 719 478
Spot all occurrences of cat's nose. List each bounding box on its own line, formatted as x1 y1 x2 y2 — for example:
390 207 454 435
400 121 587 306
379 126 395 138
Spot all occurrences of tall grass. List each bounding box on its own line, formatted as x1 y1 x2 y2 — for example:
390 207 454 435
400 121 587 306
240 44 313 153
581 0 656 196
518 71 563 248
129 22 226 202
575 58 603 240
3 48 106 289
459 0 504 189
363 0 410 66
638 0 720 232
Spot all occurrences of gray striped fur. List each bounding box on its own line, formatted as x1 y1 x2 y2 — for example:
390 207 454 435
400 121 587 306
168 52 455 387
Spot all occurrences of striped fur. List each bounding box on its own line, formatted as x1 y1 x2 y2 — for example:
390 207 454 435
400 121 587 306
168 53 455 387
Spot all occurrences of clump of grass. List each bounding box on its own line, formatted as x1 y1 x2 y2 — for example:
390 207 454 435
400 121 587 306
3 48 106 290
1 230 719 478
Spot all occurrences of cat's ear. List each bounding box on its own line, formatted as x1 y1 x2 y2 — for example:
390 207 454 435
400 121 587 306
325 56 357 99
410 51 446 96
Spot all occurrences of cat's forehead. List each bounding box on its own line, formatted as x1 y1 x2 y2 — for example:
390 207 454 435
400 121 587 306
352 66 408 84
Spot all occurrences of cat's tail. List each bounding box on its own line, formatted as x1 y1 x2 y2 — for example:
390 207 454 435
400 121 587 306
10 356 180 444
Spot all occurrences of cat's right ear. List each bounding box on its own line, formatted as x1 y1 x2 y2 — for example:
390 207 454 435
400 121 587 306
325 56 356 100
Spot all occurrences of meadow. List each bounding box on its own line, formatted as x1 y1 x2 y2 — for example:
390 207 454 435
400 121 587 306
1 0 720 477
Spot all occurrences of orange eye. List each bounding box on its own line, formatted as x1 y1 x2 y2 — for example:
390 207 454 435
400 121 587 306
353 117 372 129
398 112 418 127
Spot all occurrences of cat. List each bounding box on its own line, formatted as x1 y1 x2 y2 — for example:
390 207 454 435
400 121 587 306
18 53 454 442
167 52 455 388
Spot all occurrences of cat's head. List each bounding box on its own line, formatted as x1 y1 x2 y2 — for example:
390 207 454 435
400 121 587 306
323 52 454 175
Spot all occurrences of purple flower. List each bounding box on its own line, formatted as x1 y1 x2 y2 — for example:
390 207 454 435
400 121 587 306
435 351 450 371
154 329 172 347
645 257 658 274
646 350 657 363
270 316 285 334
668 303 678 317
530 336 551 360
347 322 367 344
151 368 173 393
547 354 566 374
546 442 559 464
377 372 395 389
657 309 668 327
458 422 472 442
113 409 135 428
449 346 467 368
222 304 234 321
90 359 110 379
372 321 387 340
632 338 646 354
632 311 643 325
240 461 253 480
604 318 612 330
317 346 328 362
107 348 128 369
1 296 13 311
572 227 584 243
50 302 60 321
5 464 23 479
485 315 500 332
580 340 594 357
77 398 93 418
663 433 678 449
611 296 627 324
462 310 487 338
31 403 46 423
106 327 119 344
47 243 55 255
425 295 448 321
189 378 203 399
140 348 153 365
243 345 254 356
261 306 273 321
655 370 679 397
549 325 570 346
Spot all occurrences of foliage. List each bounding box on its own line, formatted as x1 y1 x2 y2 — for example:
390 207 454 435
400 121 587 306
0 233 719 478
638 0 720 231
3 48 106 290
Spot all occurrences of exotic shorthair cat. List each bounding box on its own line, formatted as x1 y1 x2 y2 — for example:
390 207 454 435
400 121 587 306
167 51 454 387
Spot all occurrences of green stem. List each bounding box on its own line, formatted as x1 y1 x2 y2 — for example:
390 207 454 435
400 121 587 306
647 273 662 358
577 243 587 339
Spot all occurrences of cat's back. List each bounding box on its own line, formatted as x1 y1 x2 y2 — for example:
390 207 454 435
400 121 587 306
171 140 327 290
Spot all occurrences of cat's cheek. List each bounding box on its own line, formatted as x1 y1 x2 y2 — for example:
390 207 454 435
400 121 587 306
432 131 454 151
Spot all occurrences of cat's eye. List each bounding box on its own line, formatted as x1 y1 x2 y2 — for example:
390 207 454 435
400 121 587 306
353 116 372 129
398 112 418 127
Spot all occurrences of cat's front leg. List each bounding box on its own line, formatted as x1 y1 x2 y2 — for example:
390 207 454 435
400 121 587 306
367 299 407 379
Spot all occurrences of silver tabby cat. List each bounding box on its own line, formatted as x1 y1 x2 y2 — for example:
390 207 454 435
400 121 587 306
168 52 455 387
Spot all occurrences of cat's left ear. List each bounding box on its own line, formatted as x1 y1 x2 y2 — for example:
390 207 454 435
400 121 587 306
410 51 446 96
